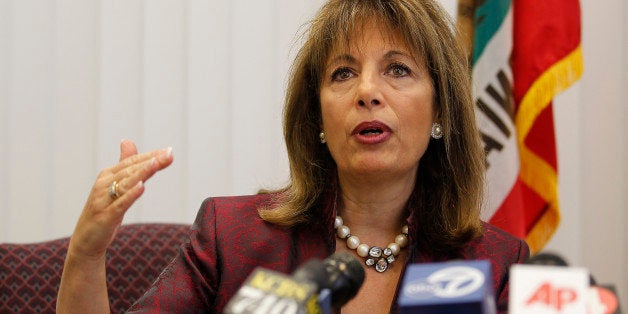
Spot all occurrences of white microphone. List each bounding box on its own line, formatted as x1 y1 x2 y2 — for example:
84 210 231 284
511 252 623 314
397 260 496 314
509 252 590 314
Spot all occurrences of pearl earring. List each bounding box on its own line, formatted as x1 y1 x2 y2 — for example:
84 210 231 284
319 132 327 144
431 123 443 139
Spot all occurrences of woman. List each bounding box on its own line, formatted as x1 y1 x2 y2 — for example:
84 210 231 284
57 0 529 313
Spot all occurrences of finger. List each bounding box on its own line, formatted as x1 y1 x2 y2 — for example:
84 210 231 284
77 180 146 248
108 180 145 219
91 149 171 202
112 157 156 186
87 164 149 219
109 146 172 174
112 147 173 184
110 157 156 196
105 148 172 202
119 139 138 161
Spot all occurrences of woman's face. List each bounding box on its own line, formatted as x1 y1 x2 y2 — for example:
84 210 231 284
319 22 435 181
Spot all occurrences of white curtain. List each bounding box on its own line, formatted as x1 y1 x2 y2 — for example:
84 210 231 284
0 0 326 241
0 0 626 305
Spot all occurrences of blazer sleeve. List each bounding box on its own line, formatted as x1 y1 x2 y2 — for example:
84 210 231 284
126 198 220 313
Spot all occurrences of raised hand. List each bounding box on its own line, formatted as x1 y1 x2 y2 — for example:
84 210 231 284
69 140 173 258
57 140 173 313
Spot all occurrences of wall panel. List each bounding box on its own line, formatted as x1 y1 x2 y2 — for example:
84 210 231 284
6 0 55 242
186 0 233 218
141 0 187 222
99 0 145 221
50 0 100 241
0 0 12 240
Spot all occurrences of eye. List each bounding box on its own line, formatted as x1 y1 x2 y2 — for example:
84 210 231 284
330 67 355 81
387 63 411 77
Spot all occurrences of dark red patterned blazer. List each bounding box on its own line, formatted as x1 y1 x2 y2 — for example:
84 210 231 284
128 193 529 313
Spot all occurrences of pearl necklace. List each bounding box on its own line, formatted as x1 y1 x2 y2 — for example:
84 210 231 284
334 216 409 273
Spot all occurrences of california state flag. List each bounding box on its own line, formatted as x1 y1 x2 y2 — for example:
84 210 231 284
466 0 583 253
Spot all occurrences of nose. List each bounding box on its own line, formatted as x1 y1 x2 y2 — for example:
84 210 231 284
356 71 382 107
358 98 380 106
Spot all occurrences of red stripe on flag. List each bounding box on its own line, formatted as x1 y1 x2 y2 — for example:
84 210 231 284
524 104 558 171
512 0 582 106
489 179 547 239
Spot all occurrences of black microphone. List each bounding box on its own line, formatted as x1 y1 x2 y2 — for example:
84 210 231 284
224 251 365 314
524 252 569 267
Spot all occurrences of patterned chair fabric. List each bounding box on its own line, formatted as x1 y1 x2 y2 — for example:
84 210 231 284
0 223 190 313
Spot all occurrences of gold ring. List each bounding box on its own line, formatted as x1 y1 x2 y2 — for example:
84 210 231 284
108 181 120 199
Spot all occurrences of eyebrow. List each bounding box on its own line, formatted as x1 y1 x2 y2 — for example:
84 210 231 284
327 50 413 66
383 50 412 60
327 54 358 66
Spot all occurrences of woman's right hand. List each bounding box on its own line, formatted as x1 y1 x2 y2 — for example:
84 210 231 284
69 139 174 260
57 139 173 314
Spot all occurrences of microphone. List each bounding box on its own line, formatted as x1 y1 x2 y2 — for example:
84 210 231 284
524 252 569 267
509 252 592 314
512 252 622 313
587 284 621 314
397 260 496 314
223 251 365 314
510 252 589 313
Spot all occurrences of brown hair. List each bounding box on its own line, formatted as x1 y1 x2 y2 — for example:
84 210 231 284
259 0 485 253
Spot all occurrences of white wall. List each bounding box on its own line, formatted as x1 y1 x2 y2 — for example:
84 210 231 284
1 0 625 307
543 0 626 307
0 0 325 241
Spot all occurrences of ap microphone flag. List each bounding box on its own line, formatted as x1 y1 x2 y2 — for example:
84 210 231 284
397 260 496 314
509 264 589 314
511 252 620 314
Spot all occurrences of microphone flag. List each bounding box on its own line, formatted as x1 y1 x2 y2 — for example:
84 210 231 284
398 260 495 314
224 251 364 314
224 267 321 314
509 264 589 314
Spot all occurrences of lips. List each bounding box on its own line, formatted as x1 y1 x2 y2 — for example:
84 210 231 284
351 121 392 144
